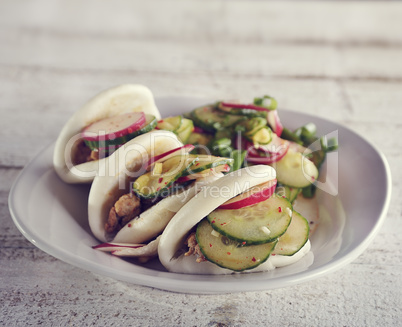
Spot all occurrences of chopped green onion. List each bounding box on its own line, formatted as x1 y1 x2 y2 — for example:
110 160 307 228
212 138 232 157
230 150 247 172
301 123 317 139
302 184 316 198
281 127 303 144
253 95 278 110
326 137 338 152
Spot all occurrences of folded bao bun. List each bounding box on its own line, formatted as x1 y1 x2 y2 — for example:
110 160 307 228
53 84 161 184
158 165 311 274
88 129 223 247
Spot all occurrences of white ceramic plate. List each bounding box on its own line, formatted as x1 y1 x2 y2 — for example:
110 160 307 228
9 96 392 294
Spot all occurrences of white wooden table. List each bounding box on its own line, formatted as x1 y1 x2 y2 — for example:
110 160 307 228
1 1 401 325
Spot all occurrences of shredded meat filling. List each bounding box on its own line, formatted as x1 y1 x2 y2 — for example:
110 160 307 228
105 193 142 234
73 139 109 165
73 139 93 165
184 233 206 263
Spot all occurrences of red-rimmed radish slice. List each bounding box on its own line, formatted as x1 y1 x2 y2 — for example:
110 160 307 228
93 242 145 252
220 101 274 112
93 237 160 258
246 136 289 165
267 110 283 136
254 134 289 155
218 179 277 210
82 112 146 141
146 144 194 169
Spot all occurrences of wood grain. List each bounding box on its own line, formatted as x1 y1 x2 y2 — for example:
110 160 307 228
1 1 401 326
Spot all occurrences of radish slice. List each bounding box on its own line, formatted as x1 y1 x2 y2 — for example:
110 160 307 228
237 133 289 165
220 101 274 112
93 242 145 252
82 112 146 141
246 138 289 165
146 144 194 169
253 134 289 155
218 179 277 210
267 110 283 136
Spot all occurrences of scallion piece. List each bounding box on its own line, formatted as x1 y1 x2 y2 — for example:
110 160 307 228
253 95 278 110
230 149 247 172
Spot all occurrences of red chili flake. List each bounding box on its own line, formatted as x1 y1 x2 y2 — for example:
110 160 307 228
221 222 227 226
209 243 213 247
227 252 231 255
271 254 276 256
196 163 200 166
165 182 168 185
128 224 132 227
282 195 286 198
158 177 163 183
242 241 246 245
252 257 256 262
159 120 164 123
278 207 282 213
211 220 215 224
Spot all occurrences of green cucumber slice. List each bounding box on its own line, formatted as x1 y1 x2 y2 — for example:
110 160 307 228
217 102 267 117
176 118 194 143
196 219 277 271
190 104 246 132
157 116 182 132
275 184 301 203
272 211 309 256
248 127 272 145
207 194 292 245
84 114 157 150
272 149 319 188
243 117 268 137
132 155 196 199
183 154 233 176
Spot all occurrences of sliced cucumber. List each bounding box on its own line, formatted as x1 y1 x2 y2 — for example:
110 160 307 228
242 117 268 137
272 211 309 256
207 194 292 245
176 118 194 143
84 114 157 149
196 219 277 271
157 116 194 143
157 116 182 132
190 104 246 132
184 155 233 176
272 149 319 188
275 184 301 203
217 102 267 117
132 156 196 199
249 127 272 145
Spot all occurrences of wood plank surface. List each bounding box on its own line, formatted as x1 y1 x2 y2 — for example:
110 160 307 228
1 1 401 326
